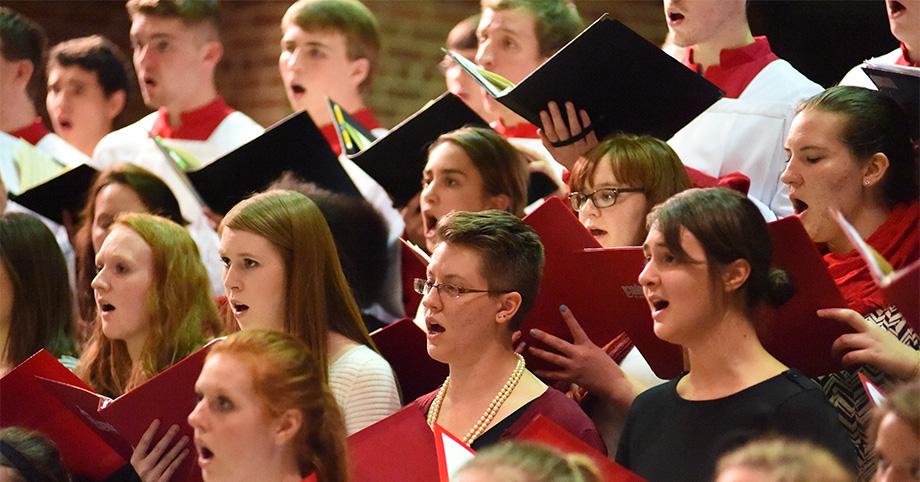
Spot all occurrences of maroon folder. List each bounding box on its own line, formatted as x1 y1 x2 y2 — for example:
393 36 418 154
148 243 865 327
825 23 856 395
516 415 645 482
521 197 629 374
0 350 126 480
371 318 448 402
573 248 683 379
881 259 919 331
347 405 439 482
37 342 216 482
762 216 852 377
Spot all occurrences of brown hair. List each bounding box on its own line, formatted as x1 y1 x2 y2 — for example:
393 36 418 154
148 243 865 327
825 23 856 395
219 190 376 380
0 427 70 482
48 35 130 98
869 380 920 444
647 188 794 313
78 213 216 397
569 133 691 209
430 126 529 217
715 438 854 482
436 210 544 331
0 7 47 102
282 0 380 92
208 330 347 482
126 0 220 31
74 164 186 324
480 0 583 58
0 213 75 368
797 86 917 208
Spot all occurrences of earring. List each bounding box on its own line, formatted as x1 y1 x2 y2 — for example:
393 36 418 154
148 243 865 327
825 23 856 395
864 178 871 186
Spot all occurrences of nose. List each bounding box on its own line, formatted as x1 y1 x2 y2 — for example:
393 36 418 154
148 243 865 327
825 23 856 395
638 258 657 288
779 158 798 188
420 281 442 313
578 196 600 220
134 44 152 69
222 263 240 293
91 268 108 292
187 399 206 431
421 180 438 208
285 47 303 72
475 39 493 70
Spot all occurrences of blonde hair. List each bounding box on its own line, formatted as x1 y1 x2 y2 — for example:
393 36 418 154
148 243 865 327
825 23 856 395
457 441 601 482
715 438 854 482
78 213 218 396
208 330 347 482
219 190 376 380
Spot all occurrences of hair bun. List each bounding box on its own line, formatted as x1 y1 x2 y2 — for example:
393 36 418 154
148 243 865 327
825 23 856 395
766 268 794 307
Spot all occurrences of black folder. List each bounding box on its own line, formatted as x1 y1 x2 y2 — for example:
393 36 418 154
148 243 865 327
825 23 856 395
863 63 919 140
451 13 723 141
182 111 359 214
347 92 489 208
9 163 97 225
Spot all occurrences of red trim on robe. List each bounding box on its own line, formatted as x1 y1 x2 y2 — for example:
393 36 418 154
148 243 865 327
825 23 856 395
895 42 918 67
151 97 234 141
681 36 780 99
320 108 381 156
9 117 50 145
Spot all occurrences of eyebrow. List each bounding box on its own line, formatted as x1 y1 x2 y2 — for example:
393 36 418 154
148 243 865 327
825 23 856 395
424 167 469 177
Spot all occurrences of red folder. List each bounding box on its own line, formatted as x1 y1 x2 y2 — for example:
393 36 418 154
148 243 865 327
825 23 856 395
762 216 852 377
573 248 683 379
371 318 448 402
400 238 429 318
515 415 645 482
0 350 126 480
347 405 439 482
520 197 628 374
38 342 215 482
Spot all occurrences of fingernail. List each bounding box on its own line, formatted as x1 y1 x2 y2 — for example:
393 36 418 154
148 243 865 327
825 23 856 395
560 304 568 312
529 329 539 336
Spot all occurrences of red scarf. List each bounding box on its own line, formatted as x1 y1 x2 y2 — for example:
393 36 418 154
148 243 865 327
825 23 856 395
824 202 919 315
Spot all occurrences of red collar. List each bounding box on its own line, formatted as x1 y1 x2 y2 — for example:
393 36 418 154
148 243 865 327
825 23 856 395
490 119 539 139
9 117 50 145
320 107 381 156
896 42 918 67
682 36 779 98
151 97 234 141
824 202 919 315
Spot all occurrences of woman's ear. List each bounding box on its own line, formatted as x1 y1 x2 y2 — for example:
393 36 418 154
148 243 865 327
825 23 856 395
486 193 511 211
720 258 751 294
862 152 890 189
495 291 522 326
273 408 303 447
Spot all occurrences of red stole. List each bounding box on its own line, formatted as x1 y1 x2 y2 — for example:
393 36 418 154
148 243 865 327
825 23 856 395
824 202 919 315
9 117 50 145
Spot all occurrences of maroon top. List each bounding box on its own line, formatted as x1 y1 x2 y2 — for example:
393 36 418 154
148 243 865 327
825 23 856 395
415 386 607 455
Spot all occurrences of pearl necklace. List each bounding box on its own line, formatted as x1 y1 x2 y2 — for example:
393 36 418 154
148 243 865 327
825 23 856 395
427 353 526 444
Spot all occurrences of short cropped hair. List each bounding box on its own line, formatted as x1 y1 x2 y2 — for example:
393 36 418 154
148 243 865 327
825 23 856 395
436 210 544 330
126 0 220 30
48 35 130 98
282 0 380 92
0 7 47 101
458 441 601 482
480 0 583 58
430 126 529 217
570 133 691 209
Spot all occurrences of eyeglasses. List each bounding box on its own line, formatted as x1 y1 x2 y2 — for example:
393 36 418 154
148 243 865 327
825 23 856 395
568 187 644 211
413 278 510 299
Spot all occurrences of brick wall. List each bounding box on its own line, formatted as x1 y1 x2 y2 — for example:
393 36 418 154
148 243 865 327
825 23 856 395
7 0 665 129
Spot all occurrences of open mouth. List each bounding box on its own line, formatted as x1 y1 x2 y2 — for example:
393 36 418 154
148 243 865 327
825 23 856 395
231 302 249 316
422 212 439 239
589 228 608 238
652 300 669 311
143 76 156 89
888 1 906 16
791 198 808 215
196 440 214 466
57 118 73 130
99 302 116 313
667 11 685 24
290 83 306 96
426 318 445 336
